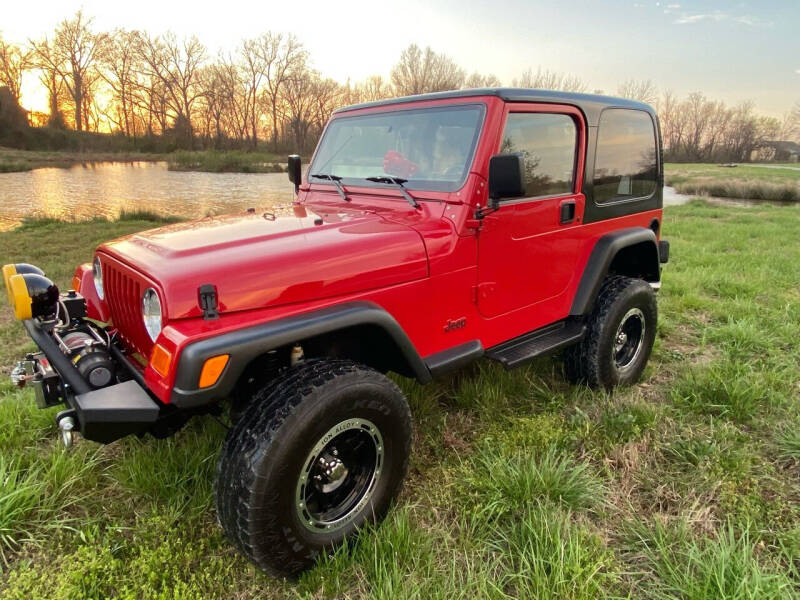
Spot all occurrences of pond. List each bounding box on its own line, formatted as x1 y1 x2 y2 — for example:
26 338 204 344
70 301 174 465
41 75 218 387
0 162 296 231
0 162 765 232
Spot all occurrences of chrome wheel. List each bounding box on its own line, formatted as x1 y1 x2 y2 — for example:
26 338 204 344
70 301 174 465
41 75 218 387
613 307 645 372
296 418 383 533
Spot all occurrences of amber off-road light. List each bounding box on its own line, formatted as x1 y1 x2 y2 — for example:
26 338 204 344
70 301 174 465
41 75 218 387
3 263 45 305
7 273 59 321
3 264 58 321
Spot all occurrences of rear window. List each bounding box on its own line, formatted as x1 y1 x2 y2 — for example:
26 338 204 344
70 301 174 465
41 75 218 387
593 109 657 204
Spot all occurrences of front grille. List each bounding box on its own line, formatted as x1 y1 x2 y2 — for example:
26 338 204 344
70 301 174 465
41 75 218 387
101 257 153 359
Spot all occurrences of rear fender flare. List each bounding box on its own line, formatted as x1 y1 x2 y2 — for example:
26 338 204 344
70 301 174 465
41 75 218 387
570 227 659 316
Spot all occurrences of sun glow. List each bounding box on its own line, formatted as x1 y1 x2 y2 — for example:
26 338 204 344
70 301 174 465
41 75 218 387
18 72 49 114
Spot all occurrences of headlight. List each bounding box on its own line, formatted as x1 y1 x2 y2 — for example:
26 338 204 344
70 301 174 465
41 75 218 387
93 257 104 300
142 287 162 342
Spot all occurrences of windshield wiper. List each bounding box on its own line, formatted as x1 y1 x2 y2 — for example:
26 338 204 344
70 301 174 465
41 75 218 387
310 173 350 201
365 176 420 209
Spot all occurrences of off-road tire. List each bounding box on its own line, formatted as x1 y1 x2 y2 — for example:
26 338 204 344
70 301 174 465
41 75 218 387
564 275 657 390
214 358 412 577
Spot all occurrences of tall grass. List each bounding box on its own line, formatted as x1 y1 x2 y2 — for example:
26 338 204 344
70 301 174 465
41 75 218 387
672 179 800 202
626 519 794 599
167 150 286 173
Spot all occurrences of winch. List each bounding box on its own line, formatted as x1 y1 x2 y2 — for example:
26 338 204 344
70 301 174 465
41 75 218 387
58 330 115 389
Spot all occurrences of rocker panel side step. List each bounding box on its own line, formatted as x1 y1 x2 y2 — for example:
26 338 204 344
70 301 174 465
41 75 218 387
486 320 585 369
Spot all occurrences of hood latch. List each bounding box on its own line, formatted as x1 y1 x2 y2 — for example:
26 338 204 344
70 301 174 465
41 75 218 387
198 284 219 320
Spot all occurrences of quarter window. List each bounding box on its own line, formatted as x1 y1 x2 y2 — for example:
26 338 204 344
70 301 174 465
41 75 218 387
593 109 658 204
500 113 577 198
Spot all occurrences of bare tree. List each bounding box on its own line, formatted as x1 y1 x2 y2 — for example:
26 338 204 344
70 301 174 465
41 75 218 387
282 67 316 151
657 90 687 154
779 101 800 142
137 32 206 144
31 11 107 131
239 39 266 147
617 79 658 105
513 68 588 93
99 29 143 136
28 37 66 127
0 36 31 100
390 45 465 95
464 72 502 88
252 33 306 150
351 75 393 103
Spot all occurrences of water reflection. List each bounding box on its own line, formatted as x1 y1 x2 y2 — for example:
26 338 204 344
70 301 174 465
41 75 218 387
0 162 296 231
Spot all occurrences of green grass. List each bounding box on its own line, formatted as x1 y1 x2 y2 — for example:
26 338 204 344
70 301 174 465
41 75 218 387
0 199 799 597
166 150 288 173
665 163 800 202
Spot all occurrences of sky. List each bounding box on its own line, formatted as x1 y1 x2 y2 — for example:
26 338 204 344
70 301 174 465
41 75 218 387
3 0 798 117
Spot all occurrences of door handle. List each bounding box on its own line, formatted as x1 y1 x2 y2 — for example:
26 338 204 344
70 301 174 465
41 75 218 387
559 200 576 224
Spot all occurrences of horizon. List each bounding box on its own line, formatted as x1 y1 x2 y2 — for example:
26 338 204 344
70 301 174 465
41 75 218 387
3 0 799 118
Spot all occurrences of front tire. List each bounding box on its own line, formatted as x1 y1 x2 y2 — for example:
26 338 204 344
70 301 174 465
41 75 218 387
214 359 412 577
564 276 657 390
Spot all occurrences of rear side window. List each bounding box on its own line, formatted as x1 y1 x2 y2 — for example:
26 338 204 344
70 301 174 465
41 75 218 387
500 113 577 198
593 109 657 204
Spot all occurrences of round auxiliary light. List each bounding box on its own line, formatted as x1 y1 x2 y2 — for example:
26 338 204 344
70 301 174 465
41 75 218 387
3 263 45 305
8 273 59 321
92 256 104 300
142 287 162 342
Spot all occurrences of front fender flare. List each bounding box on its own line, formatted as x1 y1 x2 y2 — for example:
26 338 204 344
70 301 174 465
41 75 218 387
170 301 430 408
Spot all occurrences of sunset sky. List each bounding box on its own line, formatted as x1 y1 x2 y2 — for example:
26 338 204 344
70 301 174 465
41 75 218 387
4 0 798 117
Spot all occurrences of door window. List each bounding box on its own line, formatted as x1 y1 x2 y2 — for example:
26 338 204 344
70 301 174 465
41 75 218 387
500 113 578 198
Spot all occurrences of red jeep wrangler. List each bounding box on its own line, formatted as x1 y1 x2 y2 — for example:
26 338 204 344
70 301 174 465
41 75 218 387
5 88 668 576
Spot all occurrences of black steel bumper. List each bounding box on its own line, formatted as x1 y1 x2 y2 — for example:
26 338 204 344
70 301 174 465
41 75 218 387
20 319 161 444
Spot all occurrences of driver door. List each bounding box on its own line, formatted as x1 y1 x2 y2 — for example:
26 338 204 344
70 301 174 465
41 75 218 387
477 103 587 321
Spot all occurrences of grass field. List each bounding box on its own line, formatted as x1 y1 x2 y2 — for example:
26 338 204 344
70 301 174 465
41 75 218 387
665 163 800 202
0 201 799 598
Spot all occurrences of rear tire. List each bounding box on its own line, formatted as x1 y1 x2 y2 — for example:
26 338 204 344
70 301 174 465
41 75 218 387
214 359 412 577
564 276 657 390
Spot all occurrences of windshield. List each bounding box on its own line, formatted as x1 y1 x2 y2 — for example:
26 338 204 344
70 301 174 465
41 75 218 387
309 104 485 192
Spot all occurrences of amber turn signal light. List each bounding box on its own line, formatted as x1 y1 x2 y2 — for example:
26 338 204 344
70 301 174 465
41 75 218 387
199 354 229 389
150 343 173 377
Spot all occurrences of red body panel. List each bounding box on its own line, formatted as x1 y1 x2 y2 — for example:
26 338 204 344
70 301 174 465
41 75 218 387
82 95 662 403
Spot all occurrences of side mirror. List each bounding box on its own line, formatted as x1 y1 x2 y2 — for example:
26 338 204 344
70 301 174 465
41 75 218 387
287 154 302 193
488 153 526 207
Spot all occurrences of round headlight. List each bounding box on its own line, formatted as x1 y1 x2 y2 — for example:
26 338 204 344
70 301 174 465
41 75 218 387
93 256 104 300
142 287 162 342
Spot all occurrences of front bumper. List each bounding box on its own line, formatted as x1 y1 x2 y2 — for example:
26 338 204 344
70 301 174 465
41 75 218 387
17 319 161 444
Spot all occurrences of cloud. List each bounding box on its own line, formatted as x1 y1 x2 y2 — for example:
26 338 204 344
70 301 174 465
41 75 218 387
673 11 770 26
796 69 800 75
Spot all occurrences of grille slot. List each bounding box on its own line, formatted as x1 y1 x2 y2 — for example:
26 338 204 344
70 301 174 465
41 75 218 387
102 260 150 357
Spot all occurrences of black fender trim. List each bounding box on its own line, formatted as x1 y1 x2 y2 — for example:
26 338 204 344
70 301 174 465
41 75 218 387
424 340 484 378
171 301 431 408
570 227 659 316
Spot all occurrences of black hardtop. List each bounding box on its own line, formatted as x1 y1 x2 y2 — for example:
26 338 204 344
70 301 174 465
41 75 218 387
334 88 656 126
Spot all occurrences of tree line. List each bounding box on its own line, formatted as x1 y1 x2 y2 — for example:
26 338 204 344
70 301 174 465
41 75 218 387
0 10 798 160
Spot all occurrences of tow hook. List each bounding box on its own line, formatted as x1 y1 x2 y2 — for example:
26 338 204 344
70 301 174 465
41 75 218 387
10 358 35 387
56 411 77 449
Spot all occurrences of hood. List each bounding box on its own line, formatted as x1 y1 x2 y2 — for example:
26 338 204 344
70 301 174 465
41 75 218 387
99 206 429 319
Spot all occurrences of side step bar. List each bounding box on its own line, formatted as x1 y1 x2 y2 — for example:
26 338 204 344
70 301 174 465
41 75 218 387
486 320 585 369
